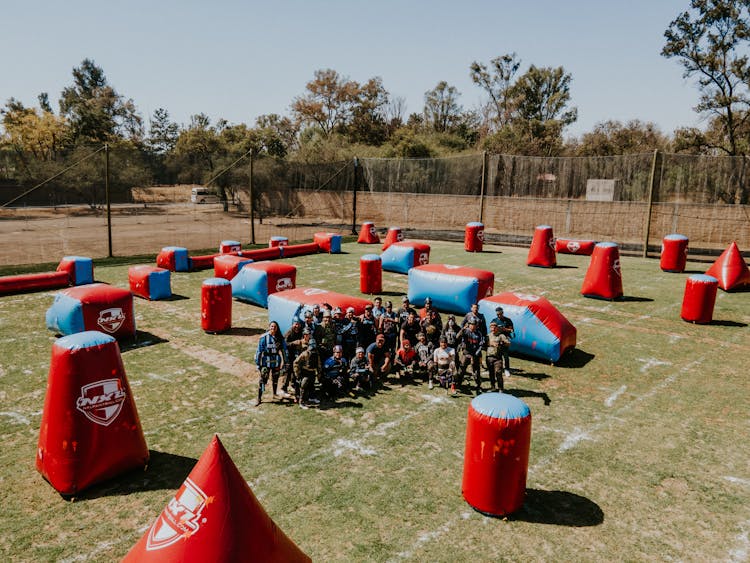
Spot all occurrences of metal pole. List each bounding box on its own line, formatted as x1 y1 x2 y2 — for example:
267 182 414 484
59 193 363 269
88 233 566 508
249 152 255 245
351 157 359 235
479 151 488 223
642 149 659 258
105 143 112 258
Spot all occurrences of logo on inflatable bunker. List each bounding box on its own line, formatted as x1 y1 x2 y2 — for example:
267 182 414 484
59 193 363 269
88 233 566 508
146 477 208 551
97 308 126 333
275 277 294 291
75 378 127 426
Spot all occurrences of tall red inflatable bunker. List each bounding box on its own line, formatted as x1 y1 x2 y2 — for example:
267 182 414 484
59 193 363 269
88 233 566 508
465 222 485 252
37 331 148 495
358 221 380 244
382 227 404 250
462 393 532 516
705 241 750 291
581 242 623 300
123 435 310 562
202 278 232 333
45 283 136 340
527 225 556 267
660 234 689 273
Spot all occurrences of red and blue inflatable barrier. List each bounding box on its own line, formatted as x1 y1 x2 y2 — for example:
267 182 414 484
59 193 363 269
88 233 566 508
408 264 494 313
129 265 172 300
0 256 93 296
36 330 148 495
479 292 577 363
214 254 254 280
268 287 372 333
231 262 297 307
381 241 431 274
46 283 136 340
313 232 342 253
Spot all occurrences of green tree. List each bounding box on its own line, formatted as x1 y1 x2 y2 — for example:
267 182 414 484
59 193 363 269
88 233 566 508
570 120 671 156
59 58 143 144
147 108 179 155
470 53 522 129
423 81 463 133
1 98 68 160
662 0 750 156
292 69 361 136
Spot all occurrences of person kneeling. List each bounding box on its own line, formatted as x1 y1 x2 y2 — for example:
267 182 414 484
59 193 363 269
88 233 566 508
322 345 349 401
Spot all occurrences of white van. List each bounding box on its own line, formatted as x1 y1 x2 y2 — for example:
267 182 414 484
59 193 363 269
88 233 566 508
191 187 220 204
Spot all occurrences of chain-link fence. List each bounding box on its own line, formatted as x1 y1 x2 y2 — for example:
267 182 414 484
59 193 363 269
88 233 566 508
1 146 748 266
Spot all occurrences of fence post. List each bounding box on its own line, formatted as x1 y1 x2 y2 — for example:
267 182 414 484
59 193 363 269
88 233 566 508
249 152 255 245
105 143 112 258
642 149 660 258
479 151 487 223
351 157 359 235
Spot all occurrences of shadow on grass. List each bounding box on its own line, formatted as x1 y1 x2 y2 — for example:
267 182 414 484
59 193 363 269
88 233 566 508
551 264 578 269
506 388 551 406
554 348 595 369
214 327 265 337
120 330 169 352
163 293 189 301
508 368 551 381
72 450 198 501
710 319 748 327
619 295 655 303
510 489 604 526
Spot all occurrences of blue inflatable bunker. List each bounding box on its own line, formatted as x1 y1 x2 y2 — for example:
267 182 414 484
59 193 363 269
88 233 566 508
231 261 297 308
381 242 431 274
478 292 576 363
408 264 494 313
268 287 372 334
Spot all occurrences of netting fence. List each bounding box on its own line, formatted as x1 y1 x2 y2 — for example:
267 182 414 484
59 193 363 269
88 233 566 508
0 146 748 266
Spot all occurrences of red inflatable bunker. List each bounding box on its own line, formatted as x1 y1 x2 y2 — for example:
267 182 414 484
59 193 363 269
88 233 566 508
240 246 282 261
360 254 382 294
527 225 556 267
0 256 93 296
555 238 596 256
681 274 719 324
313 232 342 253
705 241 750 291
128 265 172 300
219 240 242 254
382 226 404 250
281 242 320 258
202 278 232 333
37 331 148 495
231 261 297 308
268 287 372 334
214 254 254 280
46 283 136 340
358 221 380 244
581 242 623 300
123 435 310 562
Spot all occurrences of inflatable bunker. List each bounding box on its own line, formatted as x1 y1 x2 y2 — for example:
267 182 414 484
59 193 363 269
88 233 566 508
705 241 750 291
581 242 623 300
232 262 297 308
240 246 282 262
478 292 576 363
280 242 320 258
527 225 556 267
128 265 171 301
314 232 342 254
555 238 596 256
0 256 93 296
358 221 380 244
268 287 372 334
214 254 254 280
408 264 494 313
156 246 190 272
381 241 431 274
122 435 310 562
219 240 242 254
46 283 136 340
37 331 148 495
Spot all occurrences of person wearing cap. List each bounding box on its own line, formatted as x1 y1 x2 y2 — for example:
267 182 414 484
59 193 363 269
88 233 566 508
456 316 485 395
349 346 370 391
322 345 349 400
462 302 488 336
371 296 385 319
318 310 337 361
394 338 418 379
366 333 392 386
332 307 346 345
339 306 361 361
414 332 433 380
441 314 460 348
253 321 289 406
359 304 378 351
490 306 514 377
311 303 323 324
396 296 416 326
418 296 434 320
485 321 506 392
430 335 457 393
420 307 443 347
378 300 399 354
284 320 307 398
294 337 322 408
302 308 324 344
400 310 421 351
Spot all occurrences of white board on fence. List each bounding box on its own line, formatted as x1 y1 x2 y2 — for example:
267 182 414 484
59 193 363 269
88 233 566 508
586 179 618 201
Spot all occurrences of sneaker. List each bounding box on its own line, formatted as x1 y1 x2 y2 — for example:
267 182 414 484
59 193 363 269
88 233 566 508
253 398 261 407
504 369 511 378
308 397 320 405
354 385 362 392
299 402 309 409
428 380 434 390
450 384 456 396
277 390 292 400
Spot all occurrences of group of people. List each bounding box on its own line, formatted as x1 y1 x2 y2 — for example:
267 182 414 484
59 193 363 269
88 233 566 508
253 295 515 408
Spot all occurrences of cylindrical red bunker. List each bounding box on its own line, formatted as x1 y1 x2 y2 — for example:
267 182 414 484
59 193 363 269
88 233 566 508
465 222 485 252
462 393 531 516
201 277 232 333
360 254 382 295
660 234 689 273
681 274 718 324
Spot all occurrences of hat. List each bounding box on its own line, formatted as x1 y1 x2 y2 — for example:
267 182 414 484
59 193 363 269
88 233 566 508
495 306 504 313
333 345 343 352
303 310 313 318
489 320 498 327
401 296 409 302
402 338 411 346
424 297 432 304
448 314 455 319
303 327 312 335
385 300 393 307
322 310 331 318
333 307 342 314
416 332 425 339
346 306 355 313
365 304 373 310
355 346 365 354
467 315 478 324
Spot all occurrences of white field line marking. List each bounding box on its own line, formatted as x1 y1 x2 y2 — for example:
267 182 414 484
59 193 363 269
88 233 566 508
725 476 750 488
59 539 122 563
0 411 30 425
392 355 710 559
605 385 627 407
636 357 672 373
728 520 750 563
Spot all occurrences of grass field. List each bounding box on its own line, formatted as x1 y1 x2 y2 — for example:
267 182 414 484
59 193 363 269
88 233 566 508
1 240 749 562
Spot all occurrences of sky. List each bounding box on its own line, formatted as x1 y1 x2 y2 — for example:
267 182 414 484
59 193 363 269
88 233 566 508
1 0 704 140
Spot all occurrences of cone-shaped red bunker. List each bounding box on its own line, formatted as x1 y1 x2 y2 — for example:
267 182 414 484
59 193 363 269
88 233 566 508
36 331 148 496
527 225 556 267
357 221 380 244
581 242 623 300
705 241 750 291
382 227 403 250
123 435 310 562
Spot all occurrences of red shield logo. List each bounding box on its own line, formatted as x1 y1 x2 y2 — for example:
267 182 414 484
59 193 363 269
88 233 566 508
97 307 125 333
146 478 208 551
75 378 126 426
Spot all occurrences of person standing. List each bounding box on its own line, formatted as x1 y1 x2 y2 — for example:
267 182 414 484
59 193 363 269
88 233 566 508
293 339 321 408
485 321 505 392
253 321 288 406
491 306 514 378
378 300 399 354
456 317 485 395
462 303 487 337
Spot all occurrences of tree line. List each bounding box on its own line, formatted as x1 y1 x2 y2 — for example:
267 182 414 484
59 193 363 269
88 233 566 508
1 0 749 190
